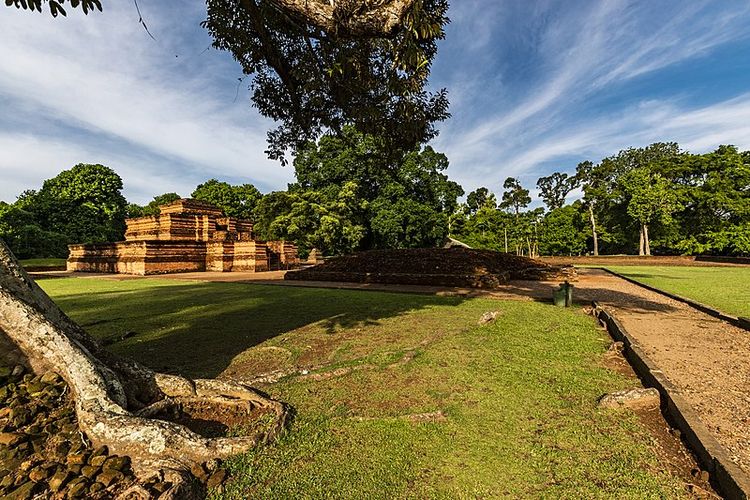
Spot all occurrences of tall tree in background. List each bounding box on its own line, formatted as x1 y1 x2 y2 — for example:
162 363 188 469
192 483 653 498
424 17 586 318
536 172 578 211
192 179 262 219
466 187 497 214
574 160 602 255
499 177 531 218
620 168 681 255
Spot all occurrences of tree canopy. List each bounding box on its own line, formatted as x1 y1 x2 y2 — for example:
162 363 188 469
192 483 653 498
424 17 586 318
254 126 463 254
203 0 449 163
192 179 262 219
1 163 127 258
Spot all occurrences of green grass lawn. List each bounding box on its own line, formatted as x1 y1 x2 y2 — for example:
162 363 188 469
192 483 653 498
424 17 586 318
605 265 750 318
39 277 686 498
20 258 67 268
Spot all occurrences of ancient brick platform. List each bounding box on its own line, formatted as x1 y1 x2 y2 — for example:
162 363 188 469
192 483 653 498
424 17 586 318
67 199 298 275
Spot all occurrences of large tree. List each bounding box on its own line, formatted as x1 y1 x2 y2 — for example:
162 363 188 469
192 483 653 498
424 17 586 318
1 2 445 495
499 177 531 218
281 126 462 251
536 172 578 211
465 187 497 214
192 179 262 219
620 167 681 256
5 164 128 256
203 0 449 163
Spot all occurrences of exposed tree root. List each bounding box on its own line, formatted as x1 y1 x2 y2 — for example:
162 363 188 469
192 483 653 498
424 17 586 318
0 240 288 497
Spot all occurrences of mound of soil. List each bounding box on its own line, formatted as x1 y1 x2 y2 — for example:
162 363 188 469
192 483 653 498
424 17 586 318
286 248 575 288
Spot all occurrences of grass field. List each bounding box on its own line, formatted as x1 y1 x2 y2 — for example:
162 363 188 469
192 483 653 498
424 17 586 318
39 277 686 498
20 258 66 268
605 265 750 318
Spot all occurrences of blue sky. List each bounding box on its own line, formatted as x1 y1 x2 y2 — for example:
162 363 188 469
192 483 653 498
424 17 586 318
2 1 750 205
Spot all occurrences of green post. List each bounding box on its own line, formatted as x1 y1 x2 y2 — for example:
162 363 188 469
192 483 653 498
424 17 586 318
564 281 574 307
553 284 566 307
553 281 574 307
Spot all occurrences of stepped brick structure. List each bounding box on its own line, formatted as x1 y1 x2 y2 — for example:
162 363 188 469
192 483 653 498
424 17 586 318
67 199 298 275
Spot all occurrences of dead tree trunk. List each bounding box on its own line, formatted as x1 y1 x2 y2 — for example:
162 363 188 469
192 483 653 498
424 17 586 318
0 239 287 497
643 224 651 256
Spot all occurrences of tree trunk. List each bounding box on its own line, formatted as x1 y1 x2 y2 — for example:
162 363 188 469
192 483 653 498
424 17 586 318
504 228 508 253
588 204 599 256
0 239 288 496
638 225 645 256
266 0 416 37
643 224 651 256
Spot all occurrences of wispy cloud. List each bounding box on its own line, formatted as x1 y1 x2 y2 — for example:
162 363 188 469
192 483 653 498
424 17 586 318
0 2 293 203
432 0 750 199
2 0 750 207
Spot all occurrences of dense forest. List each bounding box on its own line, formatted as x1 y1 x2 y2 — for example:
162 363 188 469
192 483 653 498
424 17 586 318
1 139 748 259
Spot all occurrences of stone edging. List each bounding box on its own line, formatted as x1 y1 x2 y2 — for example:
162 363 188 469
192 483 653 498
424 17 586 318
599 267 750 332
592 302 750 500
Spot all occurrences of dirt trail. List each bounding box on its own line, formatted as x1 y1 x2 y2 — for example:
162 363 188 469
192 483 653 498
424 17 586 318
569 268 750 475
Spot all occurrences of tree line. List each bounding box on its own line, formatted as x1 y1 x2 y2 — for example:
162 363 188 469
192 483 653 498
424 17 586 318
1 139 748 260
454 142 750 257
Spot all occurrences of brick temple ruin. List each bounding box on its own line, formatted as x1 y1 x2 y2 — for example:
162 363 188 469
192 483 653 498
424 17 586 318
67 198 298 275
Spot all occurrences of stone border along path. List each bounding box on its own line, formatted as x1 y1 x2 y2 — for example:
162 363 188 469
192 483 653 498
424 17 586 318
593 303 750 500
567 269 750 498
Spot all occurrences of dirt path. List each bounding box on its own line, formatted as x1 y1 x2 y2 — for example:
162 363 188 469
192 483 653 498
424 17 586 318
569 268 750 475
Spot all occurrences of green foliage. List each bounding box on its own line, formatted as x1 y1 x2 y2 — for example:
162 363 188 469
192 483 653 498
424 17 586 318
257 127 462 254
536 172 578 211
465 187 496 213
256 182 367 256
2 163 127 258
0 202 68 259
127 193 182 218
191 180 262 220
539 204 590 256
202 0 450 163
458 142 749 257
5 0 101 17
499 177 531 216
620 168 681 227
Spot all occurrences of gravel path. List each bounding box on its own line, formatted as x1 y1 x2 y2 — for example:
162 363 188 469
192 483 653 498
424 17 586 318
570 268 750 474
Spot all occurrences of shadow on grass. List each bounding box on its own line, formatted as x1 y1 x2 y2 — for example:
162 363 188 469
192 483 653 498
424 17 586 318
50 281 466 379
497 279 680 314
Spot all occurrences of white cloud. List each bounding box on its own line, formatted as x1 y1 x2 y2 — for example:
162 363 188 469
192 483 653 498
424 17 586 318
0 3 293 203
2 0 750 208
434 0 750 198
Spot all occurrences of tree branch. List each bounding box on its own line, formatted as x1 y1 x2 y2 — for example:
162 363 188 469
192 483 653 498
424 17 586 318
265 0 415 37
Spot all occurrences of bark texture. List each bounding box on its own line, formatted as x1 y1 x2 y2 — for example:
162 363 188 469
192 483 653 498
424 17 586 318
0 239 288 497
588 204 599 256
266 0 415 37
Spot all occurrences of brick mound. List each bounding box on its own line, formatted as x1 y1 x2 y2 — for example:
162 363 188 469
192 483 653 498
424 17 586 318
285 248 576 288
